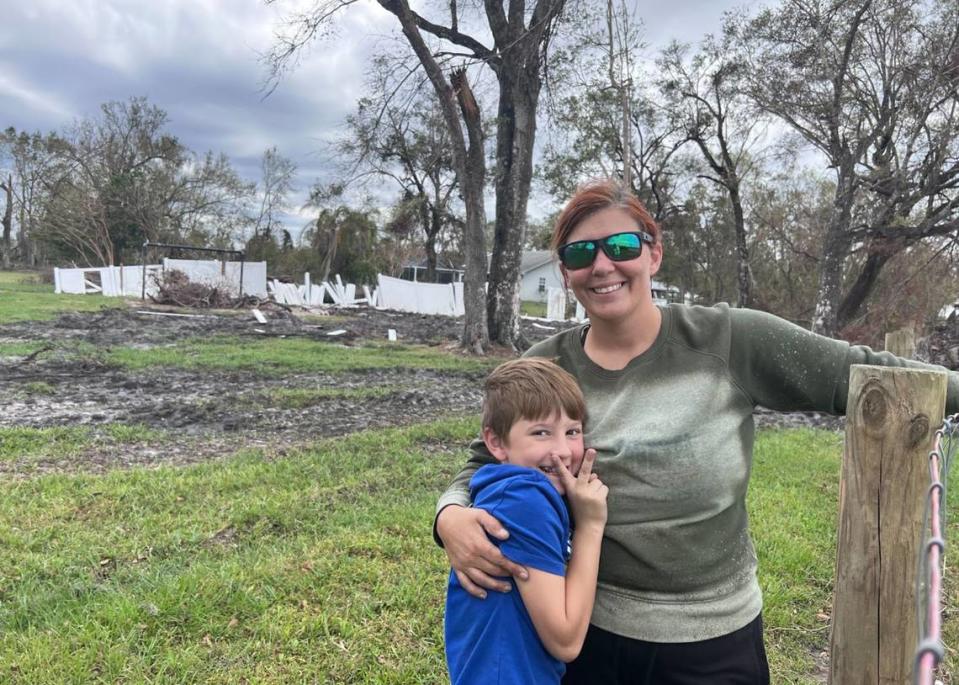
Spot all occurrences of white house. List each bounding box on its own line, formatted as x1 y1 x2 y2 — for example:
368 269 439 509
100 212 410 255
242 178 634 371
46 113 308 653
519 250 565 302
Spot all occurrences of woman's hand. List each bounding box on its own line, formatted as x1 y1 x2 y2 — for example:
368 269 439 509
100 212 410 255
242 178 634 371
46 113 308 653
436 504 529 598
556 449 608 532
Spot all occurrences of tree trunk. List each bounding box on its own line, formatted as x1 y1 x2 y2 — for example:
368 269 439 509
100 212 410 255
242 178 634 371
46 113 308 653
728 181 752 308
812 168 857 336
423 202 439 283
487 55 539 350
378 0 489 353
451 68 489 353
316 226 338 284
835 240 894 330
0 176 12 270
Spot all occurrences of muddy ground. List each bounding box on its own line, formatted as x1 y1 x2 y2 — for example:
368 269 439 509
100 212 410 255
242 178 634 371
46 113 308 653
0 302 845 477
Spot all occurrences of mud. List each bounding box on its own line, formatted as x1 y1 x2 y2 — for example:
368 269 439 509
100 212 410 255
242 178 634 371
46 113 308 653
0 303 842 477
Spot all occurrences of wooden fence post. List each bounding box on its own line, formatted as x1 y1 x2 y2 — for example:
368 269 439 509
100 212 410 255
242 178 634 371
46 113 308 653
830 365 947 684
885 327 916 359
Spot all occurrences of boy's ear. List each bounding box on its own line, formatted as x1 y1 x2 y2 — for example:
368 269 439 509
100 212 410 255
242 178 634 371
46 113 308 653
482 427 509 463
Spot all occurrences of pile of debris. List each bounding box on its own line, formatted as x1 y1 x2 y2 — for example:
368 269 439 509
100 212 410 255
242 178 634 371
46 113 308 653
149 269 247 309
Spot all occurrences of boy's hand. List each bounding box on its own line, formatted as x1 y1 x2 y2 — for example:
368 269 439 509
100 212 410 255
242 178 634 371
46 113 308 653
555 449 608 529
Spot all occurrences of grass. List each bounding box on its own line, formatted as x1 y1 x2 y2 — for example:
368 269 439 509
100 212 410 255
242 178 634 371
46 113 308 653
0 418 475 683
0 424 900 684
520 300 548 318
0 341 50 358
260 386 395 408
0 270 112 323
0 424 164 463
105 336 496 375
749 428 842 682
21 381 56 396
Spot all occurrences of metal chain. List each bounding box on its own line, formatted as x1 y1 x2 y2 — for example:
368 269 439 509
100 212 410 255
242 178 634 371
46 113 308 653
915 414 958 685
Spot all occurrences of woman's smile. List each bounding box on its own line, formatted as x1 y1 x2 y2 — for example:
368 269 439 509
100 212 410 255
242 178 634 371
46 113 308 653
589 282 625 295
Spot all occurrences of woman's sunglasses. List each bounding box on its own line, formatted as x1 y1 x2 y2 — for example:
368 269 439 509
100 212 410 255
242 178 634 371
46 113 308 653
558 231 655 271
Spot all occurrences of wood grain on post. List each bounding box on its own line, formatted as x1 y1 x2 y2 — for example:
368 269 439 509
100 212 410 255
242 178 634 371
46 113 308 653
885 327 916 359
829 365 947 685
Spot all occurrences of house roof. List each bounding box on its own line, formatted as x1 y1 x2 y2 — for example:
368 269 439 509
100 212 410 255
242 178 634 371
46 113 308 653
521 250 556 274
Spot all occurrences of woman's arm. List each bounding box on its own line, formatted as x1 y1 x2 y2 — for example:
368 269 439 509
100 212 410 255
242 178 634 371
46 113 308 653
435 438 528 597
727 307 959 414
437 504 529 596
515 450 608 662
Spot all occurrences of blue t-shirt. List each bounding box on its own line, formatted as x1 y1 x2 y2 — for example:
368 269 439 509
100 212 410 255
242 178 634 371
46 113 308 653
444 464 571 684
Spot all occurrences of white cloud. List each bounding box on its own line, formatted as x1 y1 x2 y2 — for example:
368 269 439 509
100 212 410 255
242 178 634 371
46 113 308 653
0 70 75 124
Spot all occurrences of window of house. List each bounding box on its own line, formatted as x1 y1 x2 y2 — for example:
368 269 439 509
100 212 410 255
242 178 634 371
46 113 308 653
538 277 546 293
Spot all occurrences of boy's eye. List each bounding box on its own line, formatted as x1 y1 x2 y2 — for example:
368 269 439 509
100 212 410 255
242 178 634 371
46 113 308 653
567 428 582 437
532 429 550 437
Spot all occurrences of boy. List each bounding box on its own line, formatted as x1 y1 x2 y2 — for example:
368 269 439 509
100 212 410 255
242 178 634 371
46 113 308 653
444 357 608 684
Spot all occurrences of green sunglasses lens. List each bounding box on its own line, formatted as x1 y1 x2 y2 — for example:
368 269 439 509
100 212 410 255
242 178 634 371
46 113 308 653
604 232 642 259
561 241 597 269
560 232 649 269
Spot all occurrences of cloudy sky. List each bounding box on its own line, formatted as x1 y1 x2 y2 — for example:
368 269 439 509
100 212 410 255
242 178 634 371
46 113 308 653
1 0 759 235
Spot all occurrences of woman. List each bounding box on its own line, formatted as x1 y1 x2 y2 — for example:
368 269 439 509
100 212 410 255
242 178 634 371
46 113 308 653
435 179 959 684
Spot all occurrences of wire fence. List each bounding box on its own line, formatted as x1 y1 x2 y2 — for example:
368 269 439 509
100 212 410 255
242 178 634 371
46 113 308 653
915 413 959 685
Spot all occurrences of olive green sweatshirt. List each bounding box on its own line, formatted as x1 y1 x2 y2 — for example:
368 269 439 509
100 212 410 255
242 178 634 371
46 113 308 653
436 303 959 643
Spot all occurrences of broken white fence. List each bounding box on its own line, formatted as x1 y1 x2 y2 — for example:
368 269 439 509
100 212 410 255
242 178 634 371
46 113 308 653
376 274 464 316
55 264 162 297
268 273 373 307
54 260 267 298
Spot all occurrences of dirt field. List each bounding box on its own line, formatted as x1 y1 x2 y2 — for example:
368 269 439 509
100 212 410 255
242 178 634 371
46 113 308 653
0 303 847 477
0 305 581 476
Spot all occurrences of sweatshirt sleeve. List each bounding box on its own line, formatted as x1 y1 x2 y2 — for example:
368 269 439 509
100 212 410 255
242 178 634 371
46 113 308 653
432 437 497 547
727 308 959 415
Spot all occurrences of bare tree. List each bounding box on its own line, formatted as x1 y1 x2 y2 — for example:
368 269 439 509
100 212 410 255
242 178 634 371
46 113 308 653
540 6 689 222
661 37 767 308
253 146 297 241
18 99 253 266
266 0 568 352
735 0 959 335
0 128 74 266
834 1 959 328
337 61 461 283
0 174 12 269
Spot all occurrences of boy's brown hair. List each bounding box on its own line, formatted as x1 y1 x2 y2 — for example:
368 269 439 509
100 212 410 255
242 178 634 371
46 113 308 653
482 358 587 442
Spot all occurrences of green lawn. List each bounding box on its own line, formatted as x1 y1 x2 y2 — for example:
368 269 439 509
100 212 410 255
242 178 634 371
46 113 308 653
0 424 165 463
0 270 112 322
520 299 548 318
106 336 496 375
0 424 906 684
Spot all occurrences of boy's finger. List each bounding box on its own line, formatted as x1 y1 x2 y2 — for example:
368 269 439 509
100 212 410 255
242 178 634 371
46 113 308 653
577 449 597 481
551 454 577 488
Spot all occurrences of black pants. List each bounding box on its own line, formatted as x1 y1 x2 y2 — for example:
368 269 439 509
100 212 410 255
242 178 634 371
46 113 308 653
562 615 770 685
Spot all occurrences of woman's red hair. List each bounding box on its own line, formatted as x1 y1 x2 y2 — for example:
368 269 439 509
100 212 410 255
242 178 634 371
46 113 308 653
551 179 660 251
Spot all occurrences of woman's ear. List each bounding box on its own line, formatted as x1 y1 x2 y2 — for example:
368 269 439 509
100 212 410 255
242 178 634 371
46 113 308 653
648 240 664 277
482 427 510 463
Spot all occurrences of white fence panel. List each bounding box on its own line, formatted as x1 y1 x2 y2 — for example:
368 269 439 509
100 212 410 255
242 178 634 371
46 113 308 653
546 287 566 321
376 274 459 316
56 268 87 294
451 282 465 316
